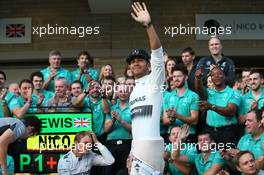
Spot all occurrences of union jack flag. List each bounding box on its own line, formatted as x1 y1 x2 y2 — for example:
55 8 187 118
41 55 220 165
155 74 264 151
74 118 90 128
6 24 25 38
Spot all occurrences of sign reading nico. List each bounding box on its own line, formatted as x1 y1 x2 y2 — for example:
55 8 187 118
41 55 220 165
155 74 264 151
17 112 92 173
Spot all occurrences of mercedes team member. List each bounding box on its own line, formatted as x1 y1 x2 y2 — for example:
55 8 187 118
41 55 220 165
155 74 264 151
0 116 42 175
127 2 165 174
57 131 115 175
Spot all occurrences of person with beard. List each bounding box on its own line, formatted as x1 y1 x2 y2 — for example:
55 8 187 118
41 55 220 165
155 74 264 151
162 65 199 143
240 70 264 124
75 81 110 141
195 65 241 145
196 37 236 87
71 51 99 89
41 50 72 92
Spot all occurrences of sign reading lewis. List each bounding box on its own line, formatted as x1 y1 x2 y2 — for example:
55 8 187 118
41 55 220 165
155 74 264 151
14 112 92 174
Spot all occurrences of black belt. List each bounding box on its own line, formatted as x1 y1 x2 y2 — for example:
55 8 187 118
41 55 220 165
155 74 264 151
107 139 131 145
206 124 236 132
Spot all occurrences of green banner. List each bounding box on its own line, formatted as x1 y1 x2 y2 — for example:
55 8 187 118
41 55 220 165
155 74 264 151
31 113 93 133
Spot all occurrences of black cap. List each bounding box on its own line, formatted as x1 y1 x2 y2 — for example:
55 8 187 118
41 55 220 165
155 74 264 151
126 49 150 64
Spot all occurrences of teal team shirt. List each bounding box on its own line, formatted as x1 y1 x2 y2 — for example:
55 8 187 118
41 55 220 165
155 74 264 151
32 89 54 107
84 97 109 136
0 155 14 174
237 133 264 159
9 95 38 116
71 68 99 89
0 92 16 117
165 143 197 175
240 88 264 115
40 66 72 92
162 89 199 134
207 86 241 127
160 90 172 135
193 151 224 175
106 100 132 140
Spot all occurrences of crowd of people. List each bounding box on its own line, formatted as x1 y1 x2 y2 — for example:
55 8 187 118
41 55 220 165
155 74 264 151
0 2 264 175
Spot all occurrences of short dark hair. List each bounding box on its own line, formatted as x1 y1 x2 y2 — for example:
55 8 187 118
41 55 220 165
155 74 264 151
249 69 263 79
19 79 33 88
234 150 255 167
30 72 44 82
77 51 94 67
249 109 263 122
171 64 188 76
24 116 42 135
242 68 252 73
0 70 7 80
181 47 195 55
71 80 83 89
197 131 213 140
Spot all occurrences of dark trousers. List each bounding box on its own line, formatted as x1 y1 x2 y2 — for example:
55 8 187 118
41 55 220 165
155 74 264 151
104 139 131 175
205 124 241 147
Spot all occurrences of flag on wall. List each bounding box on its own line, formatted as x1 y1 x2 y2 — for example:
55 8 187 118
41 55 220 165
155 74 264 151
0 18 31 44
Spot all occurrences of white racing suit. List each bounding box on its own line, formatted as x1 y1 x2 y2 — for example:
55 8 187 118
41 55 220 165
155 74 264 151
57 143 115 175
129 47 165 175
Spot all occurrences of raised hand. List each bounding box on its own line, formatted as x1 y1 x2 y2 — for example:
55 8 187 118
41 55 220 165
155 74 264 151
178 124 189 141
26 88 33 101
111 110 121 122
195 67 204 80
0 88 8 100
131 2 151 26
49 69 57 80
91 132 99 144
37 94 45 106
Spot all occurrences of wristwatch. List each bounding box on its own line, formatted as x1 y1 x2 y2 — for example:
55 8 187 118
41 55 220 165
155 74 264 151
211 105 216 110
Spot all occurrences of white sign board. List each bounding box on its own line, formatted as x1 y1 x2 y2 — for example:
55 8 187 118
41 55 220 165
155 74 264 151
0 18 32 44
195 14 264 40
